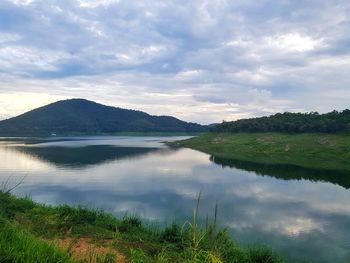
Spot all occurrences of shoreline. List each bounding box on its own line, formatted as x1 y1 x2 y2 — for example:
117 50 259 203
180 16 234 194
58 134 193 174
173 132 350 172
0 190 283 263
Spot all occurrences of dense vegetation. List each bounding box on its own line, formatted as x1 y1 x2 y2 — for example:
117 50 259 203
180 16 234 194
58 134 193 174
0 191 283 263
213 110 350 133
175 133 350 171
0 99 207 136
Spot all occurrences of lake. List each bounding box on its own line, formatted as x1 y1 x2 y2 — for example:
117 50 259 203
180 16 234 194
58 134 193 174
0 136 350 263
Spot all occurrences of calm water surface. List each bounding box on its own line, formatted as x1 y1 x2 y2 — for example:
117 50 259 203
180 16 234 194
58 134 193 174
1 136 350 263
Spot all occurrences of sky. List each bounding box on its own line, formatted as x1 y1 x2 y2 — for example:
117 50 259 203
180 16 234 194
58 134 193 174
0 0 349 124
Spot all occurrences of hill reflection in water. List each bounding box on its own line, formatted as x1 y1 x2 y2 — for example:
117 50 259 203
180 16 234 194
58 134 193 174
1 137 350 263
13 145 161 168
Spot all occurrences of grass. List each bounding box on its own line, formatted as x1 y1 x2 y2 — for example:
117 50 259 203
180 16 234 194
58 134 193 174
0 190 284 263
174 132 350 171
0 218 74 263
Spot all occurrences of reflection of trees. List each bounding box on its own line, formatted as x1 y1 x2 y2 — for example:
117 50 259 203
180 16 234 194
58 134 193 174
210 155 350 189
13 145 161 168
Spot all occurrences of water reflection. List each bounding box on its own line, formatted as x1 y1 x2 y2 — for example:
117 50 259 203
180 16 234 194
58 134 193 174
13 145 162 168
210 155 350 189
0 137 350 263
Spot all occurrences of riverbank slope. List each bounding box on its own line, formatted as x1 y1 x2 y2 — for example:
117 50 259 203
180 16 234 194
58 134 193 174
175 133 350 171
0 191 283 263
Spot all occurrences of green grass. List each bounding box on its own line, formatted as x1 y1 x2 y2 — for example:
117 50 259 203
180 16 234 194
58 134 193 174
174 132 350 171
0 217 74 263
0 191 283 263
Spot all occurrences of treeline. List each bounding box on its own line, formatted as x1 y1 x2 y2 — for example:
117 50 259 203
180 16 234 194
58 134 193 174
213 110 350 133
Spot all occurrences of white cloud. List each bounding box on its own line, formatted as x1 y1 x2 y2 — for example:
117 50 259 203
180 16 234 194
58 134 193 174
0 0 349 123
114 44 168 65
0 46 71 72
0 92 68 120
176 69 202 80
8 0 35 6
77 0 120 8
265 33 323 52
0 32 21 43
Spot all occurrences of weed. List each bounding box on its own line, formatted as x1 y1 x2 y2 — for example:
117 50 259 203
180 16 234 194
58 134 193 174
0 218 74 263
130 248 146 263
118 215 142 233
0 191 284 263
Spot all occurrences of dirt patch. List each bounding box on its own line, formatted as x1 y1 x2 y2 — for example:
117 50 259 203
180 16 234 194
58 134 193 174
55 237 128 263
212 136 226 144
317 137 336 147
256 135 274 142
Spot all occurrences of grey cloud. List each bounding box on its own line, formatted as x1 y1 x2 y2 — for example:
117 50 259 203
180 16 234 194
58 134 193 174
0 0 349 122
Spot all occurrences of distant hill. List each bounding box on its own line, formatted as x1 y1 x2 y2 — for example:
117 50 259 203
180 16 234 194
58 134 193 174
213 110 350 133
0 99 207 136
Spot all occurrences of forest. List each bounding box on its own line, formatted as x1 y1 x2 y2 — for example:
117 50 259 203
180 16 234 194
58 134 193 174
213 110 350 133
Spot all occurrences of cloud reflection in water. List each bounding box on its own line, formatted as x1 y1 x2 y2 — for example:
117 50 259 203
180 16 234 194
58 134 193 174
0 137 350 263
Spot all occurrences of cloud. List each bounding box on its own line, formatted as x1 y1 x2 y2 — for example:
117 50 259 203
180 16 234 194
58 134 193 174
0 0 349 123
76 0 120 8
264 33 323 52
0 46 71 74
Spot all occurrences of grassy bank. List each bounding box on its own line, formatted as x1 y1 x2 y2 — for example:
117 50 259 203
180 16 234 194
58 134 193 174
0 191 283 263
175 132 350 171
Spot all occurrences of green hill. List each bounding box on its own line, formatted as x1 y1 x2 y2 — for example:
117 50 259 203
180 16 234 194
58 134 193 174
213 110 350 133
0 99 207 136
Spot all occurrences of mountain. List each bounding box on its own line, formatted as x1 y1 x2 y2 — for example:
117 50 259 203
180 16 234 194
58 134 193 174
0 99 207 136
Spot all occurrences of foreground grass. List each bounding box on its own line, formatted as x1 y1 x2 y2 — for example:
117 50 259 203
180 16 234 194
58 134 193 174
0 218 75 263
175 132 350 171
0 191 283 263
